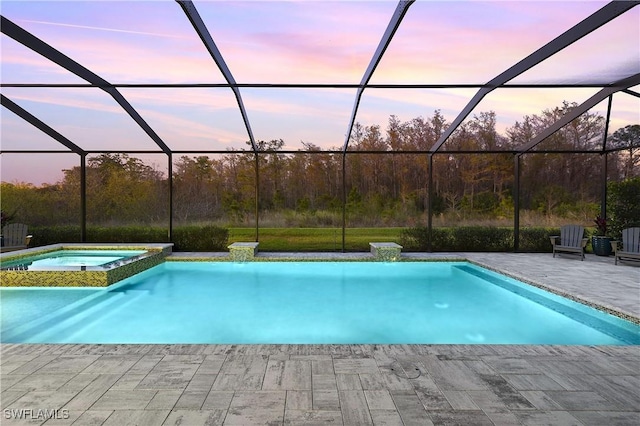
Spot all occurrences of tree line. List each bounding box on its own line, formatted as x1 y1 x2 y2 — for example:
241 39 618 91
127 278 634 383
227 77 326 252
2 102 638 228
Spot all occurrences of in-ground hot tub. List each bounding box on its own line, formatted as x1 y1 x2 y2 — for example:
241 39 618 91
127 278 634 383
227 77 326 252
0 243 173 287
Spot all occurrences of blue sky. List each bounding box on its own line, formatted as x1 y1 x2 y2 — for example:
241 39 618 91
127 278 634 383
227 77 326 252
1 0 639 184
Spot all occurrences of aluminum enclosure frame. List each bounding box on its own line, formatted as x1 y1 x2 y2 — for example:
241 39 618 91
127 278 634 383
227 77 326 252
1 1 639 252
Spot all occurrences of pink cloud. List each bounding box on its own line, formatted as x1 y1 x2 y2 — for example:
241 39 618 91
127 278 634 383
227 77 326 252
120 89 251 150
369 1 624 84
2 87 162 150
1 36 85 83
197 1 398 83
2 7 225 84
16 18 193 40
41 36 223 83
3 88 122 114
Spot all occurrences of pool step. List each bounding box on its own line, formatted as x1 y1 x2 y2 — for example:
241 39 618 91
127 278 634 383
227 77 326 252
1 291 117 342
23 290 149 343
60 290 150 343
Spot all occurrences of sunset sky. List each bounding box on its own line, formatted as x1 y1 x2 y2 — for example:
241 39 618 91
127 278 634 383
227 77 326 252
1 0 639 185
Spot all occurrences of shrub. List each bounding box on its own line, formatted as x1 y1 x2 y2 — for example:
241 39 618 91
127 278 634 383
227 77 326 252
519 227 559 252
30 225 82 246
400 226 428 250
28 225 229 251
401 226 554 252
402 226 512 251
172 225 229 251
607 177 640 239
450 227 512 251
430 228 455 251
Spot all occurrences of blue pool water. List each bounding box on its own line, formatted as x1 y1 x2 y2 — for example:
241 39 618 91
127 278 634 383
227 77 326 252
1 250 147 270
1 262 638 344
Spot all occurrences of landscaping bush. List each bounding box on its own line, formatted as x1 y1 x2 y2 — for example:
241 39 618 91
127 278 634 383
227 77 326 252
607 177 640 240
28 225 229 251
519 227 559 252
450 227 512 251
172 226 229 251
400 226 427 250
402 226 512 251
29 225 82 246
430 228 455 251
401 226 554 252
28 224 560 253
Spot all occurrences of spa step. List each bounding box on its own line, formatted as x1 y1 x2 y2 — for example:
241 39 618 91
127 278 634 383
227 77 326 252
24 290 149 343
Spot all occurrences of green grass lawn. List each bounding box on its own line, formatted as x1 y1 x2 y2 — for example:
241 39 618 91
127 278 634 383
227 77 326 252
228 227 404 251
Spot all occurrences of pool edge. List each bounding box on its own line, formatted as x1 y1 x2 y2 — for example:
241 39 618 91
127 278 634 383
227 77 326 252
0 243 173 287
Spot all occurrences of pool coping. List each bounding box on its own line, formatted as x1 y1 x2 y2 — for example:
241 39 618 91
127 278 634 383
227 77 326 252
0 243 174 262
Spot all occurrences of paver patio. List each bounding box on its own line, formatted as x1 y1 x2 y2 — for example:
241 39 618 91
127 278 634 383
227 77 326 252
1 253 638 425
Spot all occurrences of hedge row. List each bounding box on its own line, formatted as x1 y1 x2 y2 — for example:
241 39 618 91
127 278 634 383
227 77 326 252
29 225 229 252
26 225 579 253
400 226 560 252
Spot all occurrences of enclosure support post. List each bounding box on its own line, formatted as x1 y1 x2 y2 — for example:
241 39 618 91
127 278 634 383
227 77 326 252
427 154 434 252
601 154 608 220
80 154 87 243
255 153 259 242
601 94 613 219
341 153 347 253
514 154 521 252
168 153 173 242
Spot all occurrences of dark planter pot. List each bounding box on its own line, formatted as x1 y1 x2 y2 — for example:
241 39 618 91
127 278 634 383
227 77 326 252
592 236 612 256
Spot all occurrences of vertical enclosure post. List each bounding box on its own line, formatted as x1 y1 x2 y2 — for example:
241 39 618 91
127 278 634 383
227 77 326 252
601 154 608 220
255 153 259 242
342 153 347 253
514 154 521 252
427 154 434 252
601 94 613 219
80 154 87 243
168 153 173 242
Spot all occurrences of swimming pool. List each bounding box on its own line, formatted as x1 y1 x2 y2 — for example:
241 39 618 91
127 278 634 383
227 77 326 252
1 261 638 344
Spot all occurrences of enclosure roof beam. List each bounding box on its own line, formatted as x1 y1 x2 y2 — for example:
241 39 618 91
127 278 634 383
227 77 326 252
1 94 86 156
622 88 640 98
0 16 172 155
516 73 640 154
428 0 639 154
0 83 627 89
177 0 257 153
341 0 414 153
